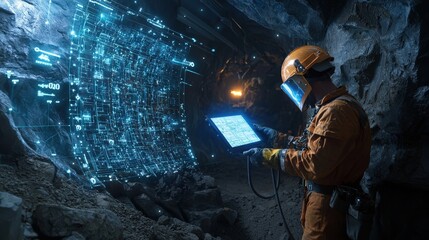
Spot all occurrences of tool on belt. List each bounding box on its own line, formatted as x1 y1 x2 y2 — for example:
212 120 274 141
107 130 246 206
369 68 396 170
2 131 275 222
304 179 374 240
299 94 374 240
330 184 375 240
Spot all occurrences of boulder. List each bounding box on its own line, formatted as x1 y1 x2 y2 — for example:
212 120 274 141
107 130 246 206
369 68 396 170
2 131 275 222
157 198 185 221
132 193 171 220
104 180 129 198
126 182 147 198
0 192 23 240
194 174 217 190
32 204 123 240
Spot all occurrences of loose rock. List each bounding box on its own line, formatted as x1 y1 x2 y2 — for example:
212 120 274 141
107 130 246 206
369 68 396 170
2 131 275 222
32 204 123 240
0 191 23 240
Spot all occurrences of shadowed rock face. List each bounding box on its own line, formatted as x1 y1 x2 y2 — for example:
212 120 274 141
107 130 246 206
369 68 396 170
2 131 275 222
0 0 73 162
227 0 429 190
325 1 428 190
0 0 72 78
226 0 327 41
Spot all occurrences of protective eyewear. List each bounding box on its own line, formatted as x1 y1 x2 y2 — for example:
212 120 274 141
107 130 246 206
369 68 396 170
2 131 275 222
280 75 312 111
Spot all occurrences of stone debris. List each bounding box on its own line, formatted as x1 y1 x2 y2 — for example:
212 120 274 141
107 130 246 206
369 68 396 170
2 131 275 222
32 204 123 240
0 191 23 240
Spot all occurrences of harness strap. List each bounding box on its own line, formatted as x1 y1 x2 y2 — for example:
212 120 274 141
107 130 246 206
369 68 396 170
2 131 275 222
306 180 335 195
305 95 367 195
335 95 368 129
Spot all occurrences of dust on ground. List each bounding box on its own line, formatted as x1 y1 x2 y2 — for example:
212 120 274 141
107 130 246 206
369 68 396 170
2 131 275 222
0 156 155 240
0 155 303 240
201 158 304 240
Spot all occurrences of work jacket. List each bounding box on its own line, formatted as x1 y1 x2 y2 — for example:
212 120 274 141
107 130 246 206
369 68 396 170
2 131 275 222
282 86 371 186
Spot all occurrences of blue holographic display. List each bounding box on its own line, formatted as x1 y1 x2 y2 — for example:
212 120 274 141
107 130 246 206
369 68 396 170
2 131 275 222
33 47 61 67
210 115 261 148
68 0 197 185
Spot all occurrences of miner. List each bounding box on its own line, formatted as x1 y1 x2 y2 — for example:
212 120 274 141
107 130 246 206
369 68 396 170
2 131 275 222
243 45 372 240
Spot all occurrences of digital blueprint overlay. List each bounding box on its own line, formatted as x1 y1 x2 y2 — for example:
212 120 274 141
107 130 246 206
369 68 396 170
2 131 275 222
68 0 196 185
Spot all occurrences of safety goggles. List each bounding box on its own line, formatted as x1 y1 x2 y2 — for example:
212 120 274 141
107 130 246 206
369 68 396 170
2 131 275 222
280 75 312 111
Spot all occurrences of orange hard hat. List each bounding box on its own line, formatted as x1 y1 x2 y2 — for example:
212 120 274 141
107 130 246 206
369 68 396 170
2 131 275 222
280 45 333 111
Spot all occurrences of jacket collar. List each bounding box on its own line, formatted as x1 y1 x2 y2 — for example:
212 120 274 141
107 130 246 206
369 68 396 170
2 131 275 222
316 86 348 107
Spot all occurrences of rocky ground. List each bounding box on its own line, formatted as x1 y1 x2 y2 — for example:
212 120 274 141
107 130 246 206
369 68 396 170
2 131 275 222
0 156 154 239
0 155 303 240
200 158 303 240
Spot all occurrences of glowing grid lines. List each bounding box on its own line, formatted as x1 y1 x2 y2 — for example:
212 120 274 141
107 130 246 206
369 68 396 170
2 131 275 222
210 115 261 148
69 0 196 185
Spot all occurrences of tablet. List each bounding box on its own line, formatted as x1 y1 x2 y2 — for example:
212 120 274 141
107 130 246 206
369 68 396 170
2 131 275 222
209 115 261 150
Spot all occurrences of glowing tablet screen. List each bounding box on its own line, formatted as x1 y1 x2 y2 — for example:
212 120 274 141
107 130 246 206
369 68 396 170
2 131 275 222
210 115 261 148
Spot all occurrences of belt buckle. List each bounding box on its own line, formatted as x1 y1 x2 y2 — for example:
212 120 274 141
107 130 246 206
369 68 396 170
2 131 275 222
307 182 313 192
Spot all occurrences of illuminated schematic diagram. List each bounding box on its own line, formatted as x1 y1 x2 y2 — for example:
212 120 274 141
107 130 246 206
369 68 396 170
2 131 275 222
172 58 195 67
69 0 197 185
33 47 60 67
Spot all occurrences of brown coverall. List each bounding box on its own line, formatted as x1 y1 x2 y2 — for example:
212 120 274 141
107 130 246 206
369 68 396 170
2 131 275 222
281 86 371 240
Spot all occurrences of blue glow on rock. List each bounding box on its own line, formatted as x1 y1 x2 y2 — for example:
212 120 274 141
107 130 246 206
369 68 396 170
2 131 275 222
69 0 197 185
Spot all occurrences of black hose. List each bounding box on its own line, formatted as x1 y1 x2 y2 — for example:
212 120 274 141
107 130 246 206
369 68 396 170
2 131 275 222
247 156 294 240
271 167 294 240
247 156 279 199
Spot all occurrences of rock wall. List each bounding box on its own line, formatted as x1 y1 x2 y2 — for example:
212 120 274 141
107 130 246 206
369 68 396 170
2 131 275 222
0 0 73 161
324 0 428 190
0 0 198 181
0 0 72 78
227 0 429 190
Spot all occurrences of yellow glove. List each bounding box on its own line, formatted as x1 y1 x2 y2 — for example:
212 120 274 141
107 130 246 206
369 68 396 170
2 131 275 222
243 148 281 170
261 148 281 169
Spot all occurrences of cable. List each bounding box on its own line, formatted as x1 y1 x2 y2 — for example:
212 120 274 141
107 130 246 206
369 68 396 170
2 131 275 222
271 168 294 240
247 156 294 240
247 156 279 199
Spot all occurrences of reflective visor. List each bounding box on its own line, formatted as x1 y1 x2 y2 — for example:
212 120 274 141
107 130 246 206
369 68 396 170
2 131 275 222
280 75 311 111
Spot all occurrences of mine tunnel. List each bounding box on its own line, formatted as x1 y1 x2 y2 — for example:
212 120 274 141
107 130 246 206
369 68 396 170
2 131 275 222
0 0 428 239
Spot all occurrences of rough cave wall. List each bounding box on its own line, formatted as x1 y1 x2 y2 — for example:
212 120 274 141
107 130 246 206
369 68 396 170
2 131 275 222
324 1 428 190
0 0 74 160
0 0 199 182
228 0 429 190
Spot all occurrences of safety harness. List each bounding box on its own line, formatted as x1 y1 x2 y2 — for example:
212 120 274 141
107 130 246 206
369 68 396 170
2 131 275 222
291 93 368 194
293 93 374 240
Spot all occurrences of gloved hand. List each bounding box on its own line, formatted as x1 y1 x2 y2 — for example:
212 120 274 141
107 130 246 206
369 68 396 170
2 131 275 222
253 124 278 147
243 148 281 169
242 148 264 167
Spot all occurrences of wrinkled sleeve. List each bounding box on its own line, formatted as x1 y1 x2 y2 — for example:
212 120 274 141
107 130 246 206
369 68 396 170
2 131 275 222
282 103 359 181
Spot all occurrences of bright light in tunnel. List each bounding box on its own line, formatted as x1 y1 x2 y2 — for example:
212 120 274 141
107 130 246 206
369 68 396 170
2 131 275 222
230 90 243 97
